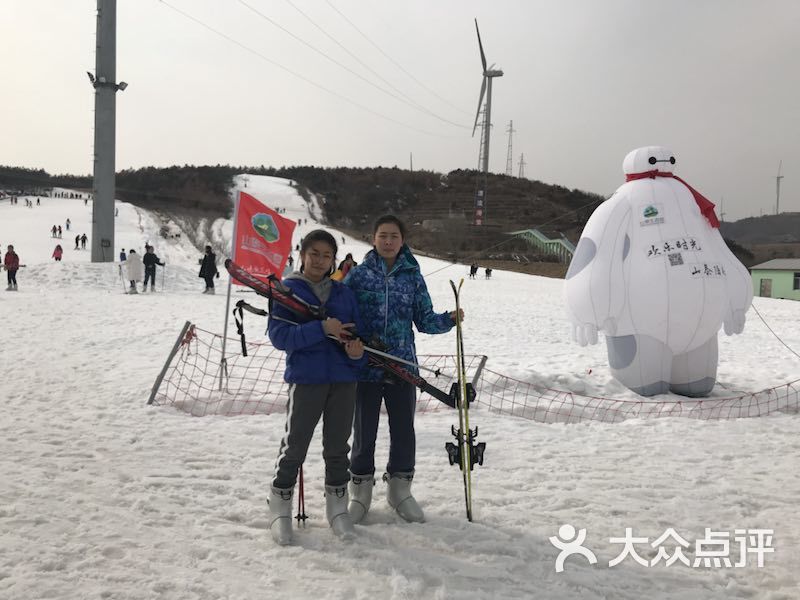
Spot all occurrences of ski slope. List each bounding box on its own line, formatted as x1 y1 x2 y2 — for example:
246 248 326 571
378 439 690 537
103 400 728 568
0 176 798 600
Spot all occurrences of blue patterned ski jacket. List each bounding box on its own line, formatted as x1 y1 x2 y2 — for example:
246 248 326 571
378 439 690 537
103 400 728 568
344 245 454 382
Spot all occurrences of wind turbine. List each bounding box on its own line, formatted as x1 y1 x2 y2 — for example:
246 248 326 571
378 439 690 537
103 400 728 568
472 19 504 175
776 160 784 215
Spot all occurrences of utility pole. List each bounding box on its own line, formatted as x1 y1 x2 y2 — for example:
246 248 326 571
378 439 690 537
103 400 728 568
89 0 126 262
776 160 784 215
410 152 413 173
505 120 515 176
518 153 526 179
719 196 726 222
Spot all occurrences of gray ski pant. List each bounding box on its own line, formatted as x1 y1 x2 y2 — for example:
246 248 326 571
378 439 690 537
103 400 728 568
272 382 357 489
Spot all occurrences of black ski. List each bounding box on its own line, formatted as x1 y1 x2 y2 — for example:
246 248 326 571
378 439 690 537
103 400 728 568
225 260 455 408
445 279 485 521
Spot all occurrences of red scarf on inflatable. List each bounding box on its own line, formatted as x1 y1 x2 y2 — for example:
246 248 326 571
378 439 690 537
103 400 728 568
626 170 720 228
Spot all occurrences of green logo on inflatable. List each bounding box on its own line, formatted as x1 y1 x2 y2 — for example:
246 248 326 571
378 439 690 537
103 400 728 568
643 205 659 218
251 213 280 243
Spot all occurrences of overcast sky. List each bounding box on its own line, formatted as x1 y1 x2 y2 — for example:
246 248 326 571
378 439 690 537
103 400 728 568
2 0 798 221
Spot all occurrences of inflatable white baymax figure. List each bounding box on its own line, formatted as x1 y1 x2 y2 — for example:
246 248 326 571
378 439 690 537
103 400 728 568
564 146 753 397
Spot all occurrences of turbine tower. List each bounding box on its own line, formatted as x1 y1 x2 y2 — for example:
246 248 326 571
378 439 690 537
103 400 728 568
471 19 503 225
472 19 504 175
776 160 784 215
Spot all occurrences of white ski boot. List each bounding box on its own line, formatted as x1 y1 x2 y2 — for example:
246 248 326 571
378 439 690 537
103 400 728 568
384 472 425 523
268 485 294 545
325 485 356 540
348 473 375 524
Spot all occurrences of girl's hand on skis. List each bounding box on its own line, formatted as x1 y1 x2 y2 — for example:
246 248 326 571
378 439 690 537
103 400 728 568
344 339 364 359
450 308 465 324
323 318 354 340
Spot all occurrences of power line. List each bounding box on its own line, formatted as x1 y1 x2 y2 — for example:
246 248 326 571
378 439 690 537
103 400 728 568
325 0 470 117
157 0 456 139
237 0 468 129
281 0 465 130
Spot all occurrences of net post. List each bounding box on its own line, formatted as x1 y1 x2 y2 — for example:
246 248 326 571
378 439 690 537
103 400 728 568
471 355 488 389
148 320 192 405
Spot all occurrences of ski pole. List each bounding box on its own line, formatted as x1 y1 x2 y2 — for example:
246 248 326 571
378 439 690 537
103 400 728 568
295 464 308 525
161 264 165 292
118 264 126 294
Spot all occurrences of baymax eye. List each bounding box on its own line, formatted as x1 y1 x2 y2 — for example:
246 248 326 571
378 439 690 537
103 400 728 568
648 156 657 165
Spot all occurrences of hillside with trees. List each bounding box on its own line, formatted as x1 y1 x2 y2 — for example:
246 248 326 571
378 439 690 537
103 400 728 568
5 163 789 273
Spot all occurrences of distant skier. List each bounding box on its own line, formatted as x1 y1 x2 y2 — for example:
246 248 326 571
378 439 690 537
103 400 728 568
57 225 62 238
51 225 57 238
198 245 219 294
4 244 20 291
469 262 478 279
125 249 143 294
119 248 127 262
485 267 492 279
142 245 165 292
80 233 88 249
65 218 71 231
337 253 357 278
74 234 80 250
52 244 63 262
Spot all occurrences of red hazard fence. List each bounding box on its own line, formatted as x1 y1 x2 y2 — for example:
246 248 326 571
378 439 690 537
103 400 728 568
149 322 800 422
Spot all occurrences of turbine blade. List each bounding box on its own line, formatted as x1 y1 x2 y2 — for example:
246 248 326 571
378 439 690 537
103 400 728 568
472 76 487 136
475 18 487 72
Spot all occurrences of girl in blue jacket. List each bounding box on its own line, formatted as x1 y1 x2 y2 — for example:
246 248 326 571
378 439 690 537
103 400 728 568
267 230 365 545
344 215 463 524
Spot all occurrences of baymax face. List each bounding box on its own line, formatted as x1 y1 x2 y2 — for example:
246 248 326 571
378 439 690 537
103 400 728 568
622 146 676 176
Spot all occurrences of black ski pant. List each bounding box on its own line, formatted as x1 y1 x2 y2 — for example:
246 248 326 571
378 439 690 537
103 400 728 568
350 380 416 476
7 269 17 286
203 275 215 289
144 266 156 287
273 382 356 489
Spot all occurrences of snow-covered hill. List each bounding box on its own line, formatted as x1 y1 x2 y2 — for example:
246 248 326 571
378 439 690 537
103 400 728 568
0 176 798 599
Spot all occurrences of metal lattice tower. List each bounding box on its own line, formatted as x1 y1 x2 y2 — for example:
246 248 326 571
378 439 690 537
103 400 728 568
505 120 515 176
518 153 526 179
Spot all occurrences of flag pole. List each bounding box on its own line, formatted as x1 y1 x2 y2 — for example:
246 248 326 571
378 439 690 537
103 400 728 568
219 189 241 391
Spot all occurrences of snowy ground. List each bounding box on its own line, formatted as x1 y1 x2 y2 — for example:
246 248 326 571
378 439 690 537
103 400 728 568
0 176 798 599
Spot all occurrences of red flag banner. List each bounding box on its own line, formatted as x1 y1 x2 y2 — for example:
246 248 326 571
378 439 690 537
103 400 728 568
231 191 296 283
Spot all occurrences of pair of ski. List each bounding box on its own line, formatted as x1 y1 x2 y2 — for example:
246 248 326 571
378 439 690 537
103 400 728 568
445 279 486 522
225 259 454 408
225 260 485 521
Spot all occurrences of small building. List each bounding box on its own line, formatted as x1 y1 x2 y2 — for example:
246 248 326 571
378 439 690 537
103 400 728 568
750 259 800 300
